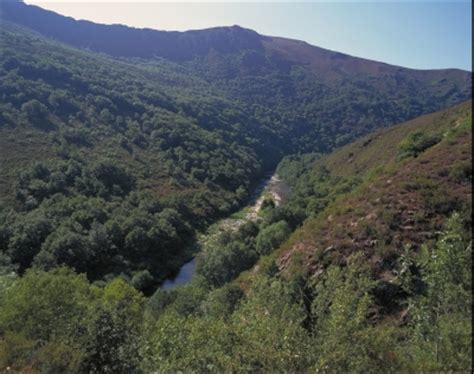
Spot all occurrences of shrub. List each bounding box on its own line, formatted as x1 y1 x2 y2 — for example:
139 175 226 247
398 131 442 159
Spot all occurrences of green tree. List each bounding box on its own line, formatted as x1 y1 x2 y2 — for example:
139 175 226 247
231 277 314 372
310 254 398 372
408 213 472 371
255 220 290 255
21 99 48 121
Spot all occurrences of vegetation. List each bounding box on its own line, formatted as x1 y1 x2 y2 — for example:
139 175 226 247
0 213 470 372
398 130 442 159
0 11 471 283
0 107 472 369
0 158 194 286
0 4 471 371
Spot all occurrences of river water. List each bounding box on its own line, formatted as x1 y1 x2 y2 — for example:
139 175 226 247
161 257 197 290
160 172 289 289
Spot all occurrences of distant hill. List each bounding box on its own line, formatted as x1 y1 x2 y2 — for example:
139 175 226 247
1 0 470 149
1 1 264 61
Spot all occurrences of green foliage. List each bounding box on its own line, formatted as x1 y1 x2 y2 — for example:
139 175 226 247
277 154 361 224
142 311 235 373
142 276 313 373
199 283 244 319
230 277 313 372
449 160 472 183
310 255 384 372
0 267 92 342
197 238 258 288
0 267 145 373
398 130 442 159
0 158 195 284
407 213 472 371
0 212 471 372
21 99 47 122
255 220 291 255
81 278 144 373
131 270 154 291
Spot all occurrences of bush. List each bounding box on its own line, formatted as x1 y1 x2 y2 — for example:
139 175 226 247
398 131 442 159
449 160 472 183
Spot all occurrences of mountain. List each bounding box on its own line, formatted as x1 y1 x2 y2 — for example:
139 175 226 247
0 1 471 286
1 1 471 152
1 1 264 61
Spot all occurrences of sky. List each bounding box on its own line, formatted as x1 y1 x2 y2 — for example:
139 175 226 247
24 1 472 71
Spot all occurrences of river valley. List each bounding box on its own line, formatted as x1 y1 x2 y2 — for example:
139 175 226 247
161 172 290 289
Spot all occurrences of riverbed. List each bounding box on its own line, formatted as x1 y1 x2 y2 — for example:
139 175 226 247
160 172 289 289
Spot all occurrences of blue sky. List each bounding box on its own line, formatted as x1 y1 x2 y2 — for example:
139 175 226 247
25 1 472 71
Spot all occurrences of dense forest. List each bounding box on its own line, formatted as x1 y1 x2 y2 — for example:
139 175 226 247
0 13 471 284
0 1 472 372
0 102 471 372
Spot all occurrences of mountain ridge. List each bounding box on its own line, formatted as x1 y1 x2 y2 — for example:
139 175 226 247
1 0 471 75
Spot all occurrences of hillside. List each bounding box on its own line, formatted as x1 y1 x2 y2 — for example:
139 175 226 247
0 103 470 372
184 101 472 371
273 101 472 314
2 2 472 146
0 3 472 370
0 1 472 288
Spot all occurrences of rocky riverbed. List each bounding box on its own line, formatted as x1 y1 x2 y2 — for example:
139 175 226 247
161 172 290 289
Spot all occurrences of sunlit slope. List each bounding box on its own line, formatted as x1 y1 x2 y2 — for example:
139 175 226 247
273 102 471 317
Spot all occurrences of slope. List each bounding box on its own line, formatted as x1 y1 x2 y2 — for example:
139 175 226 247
1 0 472 154
273 101 472 316
0 4 471 288
0 22 269 286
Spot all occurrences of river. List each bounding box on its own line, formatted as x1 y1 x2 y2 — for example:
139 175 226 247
160 172 289 289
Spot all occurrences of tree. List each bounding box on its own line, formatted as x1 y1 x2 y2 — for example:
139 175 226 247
39 227 90 273
197 241 257 287
7 215 52 271
200 283 244 319
0 267 91 343
408 213 472 371
231 277 314 372
21 99 48 122
255 220 290 255
309 254 398 372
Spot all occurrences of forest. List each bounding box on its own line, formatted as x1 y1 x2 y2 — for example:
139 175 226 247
0 21 471 285
0 3 472 372
1 99 471 371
